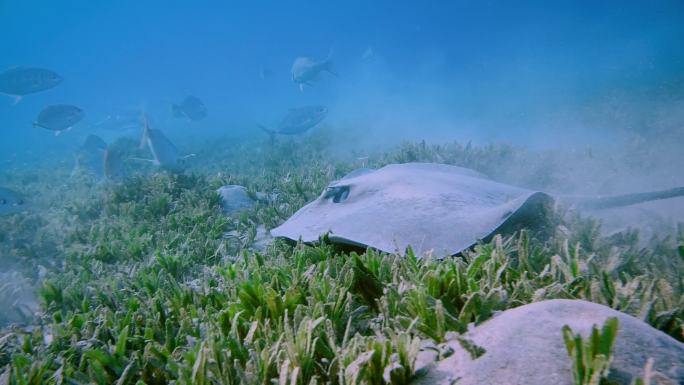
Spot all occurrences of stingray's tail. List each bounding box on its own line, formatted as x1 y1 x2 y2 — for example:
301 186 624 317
258 124 277 145
566 187 684 210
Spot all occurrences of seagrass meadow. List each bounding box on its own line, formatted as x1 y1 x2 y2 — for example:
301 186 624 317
0 133 682 385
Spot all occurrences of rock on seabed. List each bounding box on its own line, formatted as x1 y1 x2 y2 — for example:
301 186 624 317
217 185 255 216
414 299 684 385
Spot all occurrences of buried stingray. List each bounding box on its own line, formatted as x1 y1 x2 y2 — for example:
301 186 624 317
271 163 684 256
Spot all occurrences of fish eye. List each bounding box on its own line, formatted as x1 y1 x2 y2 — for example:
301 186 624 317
323 185 350 203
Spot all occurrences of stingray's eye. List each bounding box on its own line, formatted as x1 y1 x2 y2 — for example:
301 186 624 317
324 185 350 203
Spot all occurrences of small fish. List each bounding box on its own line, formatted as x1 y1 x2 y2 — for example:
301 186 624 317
172 96 207 121
0 187 25 216
0 67 63 104
260 105 328 136
291 52 335 91
33 104 84 135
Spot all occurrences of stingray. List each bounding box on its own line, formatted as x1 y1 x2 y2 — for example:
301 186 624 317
271 163 684 256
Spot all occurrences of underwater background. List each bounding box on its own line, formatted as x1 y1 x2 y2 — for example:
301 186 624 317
3 1 684 152
1 1 684 384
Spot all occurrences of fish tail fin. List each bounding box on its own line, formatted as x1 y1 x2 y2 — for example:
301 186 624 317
324 49 336 76
324 61 337 77
72 154 81 176
103 147 123 179
140 114 150 149
324 48 334 62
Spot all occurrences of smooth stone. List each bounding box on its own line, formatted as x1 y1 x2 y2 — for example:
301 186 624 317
413 299 684 385
217 185 256 216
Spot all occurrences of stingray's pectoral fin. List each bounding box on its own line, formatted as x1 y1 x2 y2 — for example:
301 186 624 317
569 187 684 210
258 124 274 135
258 124 277 144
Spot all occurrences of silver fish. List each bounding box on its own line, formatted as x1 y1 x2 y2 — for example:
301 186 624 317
0 67 63 103
172 96 207 121
33 104 84 135
291 53 335 91
0 187 25 216
261 105 328 136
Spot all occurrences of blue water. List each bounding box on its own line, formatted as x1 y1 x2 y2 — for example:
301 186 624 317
1 1 684 159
